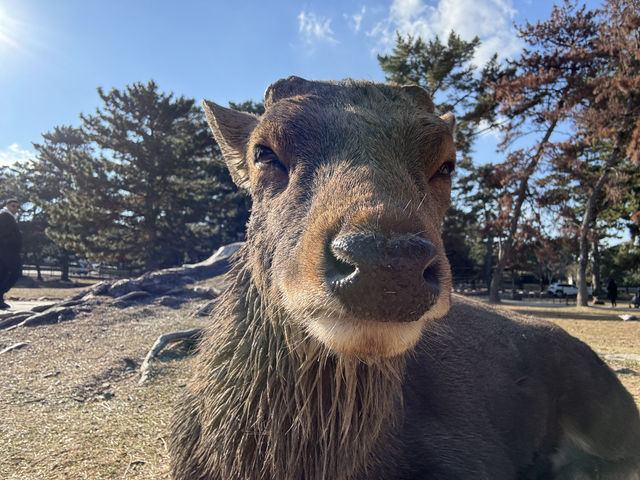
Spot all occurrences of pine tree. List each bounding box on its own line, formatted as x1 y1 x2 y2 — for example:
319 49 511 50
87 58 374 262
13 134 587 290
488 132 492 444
26 82 250 274
527 0 640 305
378 32 501 164
78 80 248 271
488 0 601 302
571 0 640 305
27 126 103 280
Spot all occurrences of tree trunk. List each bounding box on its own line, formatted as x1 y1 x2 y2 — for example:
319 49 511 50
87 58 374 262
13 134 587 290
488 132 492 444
591 235 601 298
576 94 634 306
60 252 70 282
489 118 559 303
483 235 493 290
576 229 591 306
537 260 545 296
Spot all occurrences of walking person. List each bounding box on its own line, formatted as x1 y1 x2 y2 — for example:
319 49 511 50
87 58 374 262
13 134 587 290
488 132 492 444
0 199 22 309
606 278 618 308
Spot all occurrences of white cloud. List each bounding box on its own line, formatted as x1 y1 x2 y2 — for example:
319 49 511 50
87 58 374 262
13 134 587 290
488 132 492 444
345 6 367 33
0 143 34 167
298 11 339 46
476 116 506 141
369 0 522 65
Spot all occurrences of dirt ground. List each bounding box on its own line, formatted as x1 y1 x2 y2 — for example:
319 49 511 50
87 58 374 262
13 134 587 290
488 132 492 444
0 279 217 480
1 284 639 480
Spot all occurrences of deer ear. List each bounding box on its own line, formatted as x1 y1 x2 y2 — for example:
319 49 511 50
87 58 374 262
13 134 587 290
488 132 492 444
440 113 456 137
202 99 258 190
401 85 435 113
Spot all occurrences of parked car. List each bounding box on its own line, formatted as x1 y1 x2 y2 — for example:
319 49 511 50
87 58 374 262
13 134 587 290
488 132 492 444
547 283 592 297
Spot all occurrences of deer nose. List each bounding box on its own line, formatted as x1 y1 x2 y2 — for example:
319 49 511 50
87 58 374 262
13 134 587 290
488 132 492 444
326 233 440 322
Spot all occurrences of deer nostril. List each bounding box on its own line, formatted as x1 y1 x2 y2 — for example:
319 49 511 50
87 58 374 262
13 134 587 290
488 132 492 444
326 243 358 287
423 261 440 293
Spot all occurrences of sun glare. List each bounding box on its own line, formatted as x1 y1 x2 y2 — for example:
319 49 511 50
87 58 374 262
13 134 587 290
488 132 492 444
0 3 23 54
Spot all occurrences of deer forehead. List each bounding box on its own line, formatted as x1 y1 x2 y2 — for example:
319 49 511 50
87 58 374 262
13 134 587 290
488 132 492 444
248 96 453 170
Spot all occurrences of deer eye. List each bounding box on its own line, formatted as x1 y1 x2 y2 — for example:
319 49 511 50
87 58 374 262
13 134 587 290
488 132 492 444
435 161 455 177
254 145 286 172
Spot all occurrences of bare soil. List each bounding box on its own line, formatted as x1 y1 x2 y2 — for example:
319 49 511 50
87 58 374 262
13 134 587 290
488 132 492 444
0 277 224 480
1 286 638 480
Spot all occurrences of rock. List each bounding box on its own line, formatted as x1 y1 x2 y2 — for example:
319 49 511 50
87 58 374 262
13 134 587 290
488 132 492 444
157 296 183 308
193 286 221 299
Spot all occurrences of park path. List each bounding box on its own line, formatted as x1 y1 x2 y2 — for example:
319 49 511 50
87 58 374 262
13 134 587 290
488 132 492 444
2 300 57 313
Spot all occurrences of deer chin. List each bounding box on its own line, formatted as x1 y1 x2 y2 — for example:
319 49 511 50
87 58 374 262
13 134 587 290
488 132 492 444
280 270 452 358
291 291 451 358
306 315 427 358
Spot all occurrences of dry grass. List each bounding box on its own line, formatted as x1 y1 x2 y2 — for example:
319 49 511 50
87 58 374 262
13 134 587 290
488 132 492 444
0 293 204 480
9 277 102 301
0 287 638 480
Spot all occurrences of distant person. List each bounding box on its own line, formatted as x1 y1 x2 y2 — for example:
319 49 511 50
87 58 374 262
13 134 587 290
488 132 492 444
606 278 618 308
0 199 22 309
631 286 640 309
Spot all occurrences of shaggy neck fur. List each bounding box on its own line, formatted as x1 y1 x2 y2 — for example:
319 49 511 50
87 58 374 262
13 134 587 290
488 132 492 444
171 251 407 480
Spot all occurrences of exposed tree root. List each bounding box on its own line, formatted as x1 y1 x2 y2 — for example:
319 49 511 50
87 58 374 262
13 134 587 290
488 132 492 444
138 328 203 385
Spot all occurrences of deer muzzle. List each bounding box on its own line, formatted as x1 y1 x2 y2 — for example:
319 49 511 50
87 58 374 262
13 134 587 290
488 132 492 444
326 232 441 323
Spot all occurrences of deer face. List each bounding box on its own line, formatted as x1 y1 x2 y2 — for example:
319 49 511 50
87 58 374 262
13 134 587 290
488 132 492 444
204 77 455 358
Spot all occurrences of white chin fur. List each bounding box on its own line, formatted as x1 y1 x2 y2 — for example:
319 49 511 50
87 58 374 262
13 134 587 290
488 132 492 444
305 294 450 358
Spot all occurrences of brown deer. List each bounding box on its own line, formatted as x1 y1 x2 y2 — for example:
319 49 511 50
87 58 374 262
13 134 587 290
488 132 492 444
170 77 640 479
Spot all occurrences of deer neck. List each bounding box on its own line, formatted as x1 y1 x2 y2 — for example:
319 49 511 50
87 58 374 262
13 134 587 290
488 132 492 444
206 264 406 479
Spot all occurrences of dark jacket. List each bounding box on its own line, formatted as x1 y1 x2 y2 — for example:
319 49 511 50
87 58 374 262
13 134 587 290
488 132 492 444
607 279 618 301
0 211 22 267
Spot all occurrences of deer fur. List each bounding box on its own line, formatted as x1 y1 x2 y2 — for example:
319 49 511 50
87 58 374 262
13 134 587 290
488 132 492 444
170 77 640 480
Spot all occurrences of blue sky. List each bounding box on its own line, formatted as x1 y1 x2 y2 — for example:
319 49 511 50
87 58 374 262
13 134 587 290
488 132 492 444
1 0 602 167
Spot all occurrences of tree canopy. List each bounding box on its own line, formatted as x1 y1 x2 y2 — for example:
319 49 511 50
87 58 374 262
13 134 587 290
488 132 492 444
377 0 639 298
21 81 250 275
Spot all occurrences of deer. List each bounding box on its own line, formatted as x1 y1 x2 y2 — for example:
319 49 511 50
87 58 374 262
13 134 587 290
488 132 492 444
170 77 640 480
